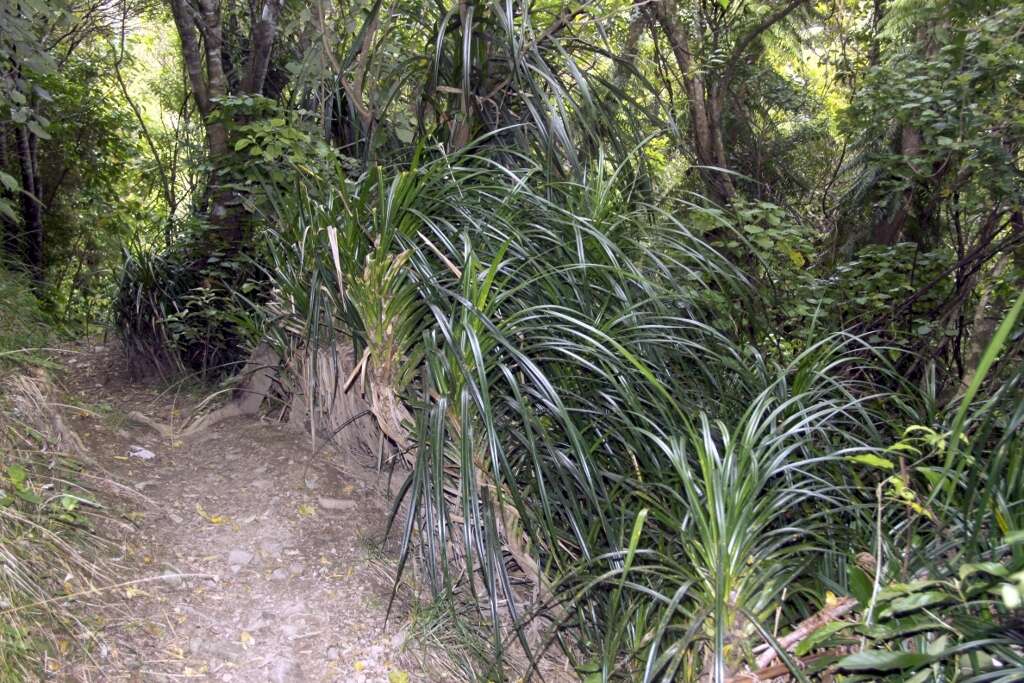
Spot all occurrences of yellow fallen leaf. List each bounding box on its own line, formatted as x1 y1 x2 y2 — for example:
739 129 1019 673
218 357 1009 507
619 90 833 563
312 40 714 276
354 661 365 672
240 630 254 650
825 590 839 607
389 670 410 683
342 484 354 495
125 586 145 599
196 503 228 525
298 503 315 517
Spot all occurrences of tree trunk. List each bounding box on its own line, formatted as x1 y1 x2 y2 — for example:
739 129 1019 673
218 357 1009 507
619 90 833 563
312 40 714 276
960 211 1023 392
650 0 736 205
167 0 288 252
15 125 44 284
872 125 922 245
1 127 21 259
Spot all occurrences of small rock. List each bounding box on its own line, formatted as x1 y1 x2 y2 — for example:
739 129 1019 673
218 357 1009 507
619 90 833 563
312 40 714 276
227 549 253 569
318 497 356 511
128 445 156 460
259 540 283 557
326 646 339 661
271 568 288 581
391 627 407 650
268 658 305 683
160 570 183 588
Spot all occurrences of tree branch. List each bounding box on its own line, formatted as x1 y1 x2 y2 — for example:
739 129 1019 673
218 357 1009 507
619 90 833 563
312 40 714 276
721 0 807 88
168 0 210 114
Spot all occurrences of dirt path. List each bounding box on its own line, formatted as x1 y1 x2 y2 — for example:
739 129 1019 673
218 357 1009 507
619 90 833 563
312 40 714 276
62 343 422 682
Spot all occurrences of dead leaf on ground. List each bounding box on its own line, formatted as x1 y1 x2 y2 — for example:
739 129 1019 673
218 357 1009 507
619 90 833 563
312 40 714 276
196 502 229 525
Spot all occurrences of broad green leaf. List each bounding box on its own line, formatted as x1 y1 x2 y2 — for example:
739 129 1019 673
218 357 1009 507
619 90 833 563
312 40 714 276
16 489 42 505
846 454 894 470
886 591 951 615
856 617 944 640
839 650 932 672
848 565 873 606
958 562 1008 581
0 171 18 192
794 621 851 656
7 464 27 489
27 119 51 140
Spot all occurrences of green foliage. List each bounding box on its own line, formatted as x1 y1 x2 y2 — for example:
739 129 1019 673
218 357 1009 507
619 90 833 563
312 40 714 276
213 95 342 193
34 54 145 322
10 0 1023 679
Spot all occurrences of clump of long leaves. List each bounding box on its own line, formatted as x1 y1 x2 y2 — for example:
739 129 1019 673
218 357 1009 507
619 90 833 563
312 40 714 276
255 147 1022 680
113 232 260 379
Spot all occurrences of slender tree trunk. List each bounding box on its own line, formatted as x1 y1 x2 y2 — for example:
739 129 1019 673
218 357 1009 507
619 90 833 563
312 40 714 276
650 0 735 205
960 211 1023 392
1 127 21 259
244 0 285 94
612 4 646 93
872 126 921 245
15 125 44 284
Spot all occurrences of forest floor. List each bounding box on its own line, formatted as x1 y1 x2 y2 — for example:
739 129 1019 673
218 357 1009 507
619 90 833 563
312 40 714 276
58 339 427 682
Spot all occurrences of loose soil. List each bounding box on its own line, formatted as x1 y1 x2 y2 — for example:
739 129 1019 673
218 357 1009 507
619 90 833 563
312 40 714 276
58 341 425 682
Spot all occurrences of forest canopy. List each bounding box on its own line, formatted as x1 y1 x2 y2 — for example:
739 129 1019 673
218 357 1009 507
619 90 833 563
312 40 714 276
1 0 1022 679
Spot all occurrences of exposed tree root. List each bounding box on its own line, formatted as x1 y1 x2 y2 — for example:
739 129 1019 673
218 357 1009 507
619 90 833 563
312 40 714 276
126 344 280 440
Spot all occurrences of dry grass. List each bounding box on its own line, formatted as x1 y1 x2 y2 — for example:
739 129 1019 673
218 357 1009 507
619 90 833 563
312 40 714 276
0 369 113 679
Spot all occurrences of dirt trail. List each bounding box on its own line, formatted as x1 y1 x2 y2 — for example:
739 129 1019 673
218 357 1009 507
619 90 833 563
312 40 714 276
62 342 421 682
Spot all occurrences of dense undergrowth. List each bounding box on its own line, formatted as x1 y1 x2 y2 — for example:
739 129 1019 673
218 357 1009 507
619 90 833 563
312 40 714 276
114 150 1024 680
5 0 1023 678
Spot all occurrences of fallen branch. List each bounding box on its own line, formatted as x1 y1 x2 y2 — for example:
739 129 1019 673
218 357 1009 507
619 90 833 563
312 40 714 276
728 649 844 682
754 596 857 670
126 410 174 439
